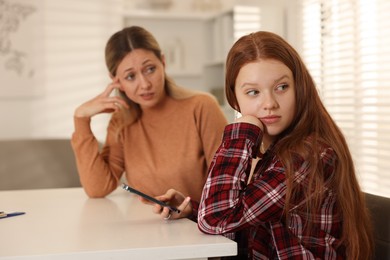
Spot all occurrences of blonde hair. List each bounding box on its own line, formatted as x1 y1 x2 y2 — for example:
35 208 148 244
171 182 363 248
104 26 198 138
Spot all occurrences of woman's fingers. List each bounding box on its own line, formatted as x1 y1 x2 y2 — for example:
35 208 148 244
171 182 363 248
161 197 191 220
177 196 191 214
147 189 193 220
161 207 172 220
105 96 129 109
101 79 121 98
159 195 192 220
102 79 129 110
75 83 129 117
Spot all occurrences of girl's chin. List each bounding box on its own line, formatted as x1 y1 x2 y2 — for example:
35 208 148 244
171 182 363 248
262 130 278 143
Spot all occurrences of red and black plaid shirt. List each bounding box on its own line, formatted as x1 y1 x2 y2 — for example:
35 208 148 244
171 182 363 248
198 123 344 259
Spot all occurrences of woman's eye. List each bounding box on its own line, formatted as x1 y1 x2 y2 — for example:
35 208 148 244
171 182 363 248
145 66 156 74
276 84 288 91
125 73 135 81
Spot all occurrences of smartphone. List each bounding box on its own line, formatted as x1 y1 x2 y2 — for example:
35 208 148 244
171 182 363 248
122 183 180 213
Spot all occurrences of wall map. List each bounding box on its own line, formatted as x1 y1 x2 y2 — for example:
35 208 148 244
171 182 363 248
0 0 43 97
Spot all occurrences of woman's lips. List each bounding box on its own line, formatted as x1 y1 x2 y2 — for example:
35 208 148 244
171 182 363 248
140 92 154 100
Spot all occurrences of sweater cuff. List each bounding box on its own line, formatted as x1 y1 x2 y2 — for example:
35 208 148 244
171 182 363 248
188 200 199 222
223 122 262 143
73 117 93 136
223 122 262 158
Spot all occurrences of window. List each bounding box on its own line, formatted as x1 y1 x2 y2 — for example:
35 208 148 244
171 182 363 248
300 0 390 197
233 5 261 41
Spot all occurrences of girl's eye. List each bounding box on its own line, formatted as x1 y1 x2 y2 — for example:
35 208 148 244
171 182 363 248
276 84 288 91
246 89 259 96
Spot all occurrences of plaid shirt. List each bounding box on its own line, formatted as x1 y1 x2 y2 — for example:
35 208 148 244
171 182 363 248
198 123 344 259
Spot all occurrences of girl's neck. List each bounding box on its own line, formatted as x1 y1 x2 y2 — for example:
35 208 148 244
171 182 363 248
260 136 274 154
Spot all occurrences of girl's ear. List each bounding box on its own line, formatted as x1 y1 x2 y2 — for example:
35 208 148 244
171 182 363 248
233 99 240 112
109 73 115 80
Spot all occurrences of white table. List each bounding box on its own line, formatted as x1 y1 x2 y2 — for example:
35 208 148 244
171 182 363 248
0 187 236 260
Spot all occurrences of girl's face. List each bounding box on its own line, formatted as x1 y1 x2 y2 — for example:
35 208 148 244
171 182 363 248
235 59 296 144
115 49 166 109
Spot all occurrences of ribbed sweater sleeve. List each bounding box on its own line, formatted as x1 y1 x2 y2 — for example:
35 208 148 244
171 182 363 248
193 94 227 169
71 93 228 200
71 116 123 197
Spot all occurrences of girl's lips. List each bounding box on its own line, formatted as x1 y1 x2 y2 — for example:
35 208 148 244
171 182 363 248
260 116 281 124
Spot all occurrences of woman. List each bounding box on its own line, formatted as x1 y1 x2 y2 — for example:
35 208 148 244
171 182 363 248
153 31 373 259
71 26 227 203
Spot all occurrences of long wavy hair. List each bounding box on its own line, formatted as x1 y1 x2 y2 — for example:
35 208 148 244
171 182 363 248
104 26 196 137
225 31 373 259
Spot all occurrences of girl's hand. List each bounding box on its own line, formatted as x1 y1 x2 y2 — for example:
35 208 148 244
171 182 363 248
236 115 275 151
74 79 129 118
140 189 192 220
235 114 264 131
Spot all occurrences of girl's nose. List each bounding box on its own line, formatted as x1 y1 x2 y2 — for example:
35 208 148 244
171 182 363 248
263 93 278 110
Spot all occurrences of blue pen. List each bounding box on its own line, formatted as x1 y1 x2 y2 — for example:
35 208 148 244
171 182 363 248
0 211 25 219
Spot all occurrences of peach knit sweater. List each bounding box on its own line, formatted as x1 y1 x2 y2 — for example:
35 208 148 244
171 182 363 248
71 94 227 202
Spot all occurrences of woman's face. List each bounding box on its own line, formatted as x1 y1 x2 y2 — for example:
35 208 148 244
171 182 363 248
115 49 166 109
235 59 296 144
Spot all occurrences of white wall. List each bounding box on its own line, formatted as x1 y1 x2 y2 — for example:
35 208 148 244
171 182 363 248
0 0 123 141
0 0 296 142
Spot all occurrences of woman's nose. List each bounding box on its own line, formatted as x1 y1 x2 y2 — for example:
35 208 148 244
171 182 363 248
139 75 151 89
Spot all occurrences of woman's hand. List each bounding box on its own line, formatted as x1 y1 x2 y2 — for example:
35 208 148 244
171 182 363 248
139 189 192 220
74 79 129 118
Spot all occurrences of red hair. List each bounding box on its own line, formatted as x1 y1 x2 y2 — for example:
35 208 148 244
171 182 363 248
225 31 373 260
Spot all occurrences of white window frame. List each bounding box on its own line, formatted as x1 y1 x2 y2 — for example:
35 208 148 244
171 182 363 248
300 0 390 198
